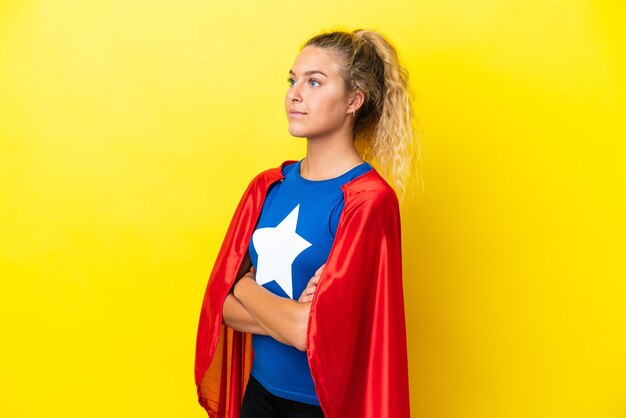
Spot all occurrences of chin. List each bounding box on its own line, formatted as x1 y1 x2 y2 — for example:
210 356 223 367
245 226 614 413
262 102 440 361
287 126 308 138
289 132 307 138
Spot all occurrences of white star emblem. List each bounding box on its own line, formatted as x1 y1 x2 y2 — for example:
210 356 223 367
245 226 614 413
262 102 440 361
252 204 311 298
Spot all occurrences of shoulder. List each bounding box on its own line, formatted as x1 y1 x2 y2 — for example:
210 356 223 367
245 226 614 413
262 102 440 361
340 168 401 233
342 168 399 213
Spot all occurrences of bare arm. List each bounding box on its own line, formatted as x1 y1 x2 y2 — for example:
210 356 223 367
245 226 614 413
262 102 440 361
222 292 268 334
221 252 289 342
223 291 293 345
234 273 312 352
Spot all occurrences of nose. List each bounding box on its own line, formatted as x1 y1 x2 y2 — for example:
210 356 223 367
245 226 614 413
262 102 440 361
287 84 302 103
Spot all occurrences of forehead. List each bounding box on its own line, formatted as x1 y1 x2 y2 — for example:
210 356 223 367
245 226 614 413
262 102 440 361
290 46 345 76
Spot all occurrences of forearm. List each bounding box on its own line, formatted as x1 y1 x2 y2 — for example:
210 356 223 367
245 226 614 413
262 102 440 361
222 292 269 336
234 276 311 351
220 252 279 337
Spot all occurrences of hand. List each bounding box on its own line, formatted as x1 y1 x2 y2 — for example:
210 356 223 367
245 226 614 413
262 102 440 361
246 265 255 278
298 264 325 303
234 265 255 283
234 266 256 299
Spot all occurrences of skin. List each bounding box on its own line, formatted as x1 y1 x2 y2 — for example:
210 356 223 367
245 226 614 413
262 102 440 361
222 45 365 352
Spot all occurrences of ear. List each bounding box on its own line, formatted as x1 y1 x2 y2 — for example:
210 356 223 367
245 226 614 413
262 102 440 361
347 90 365 114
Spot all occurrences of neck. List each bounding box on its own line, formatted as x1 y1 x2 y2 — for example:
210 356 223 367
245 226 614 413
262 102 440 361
300 130 364 181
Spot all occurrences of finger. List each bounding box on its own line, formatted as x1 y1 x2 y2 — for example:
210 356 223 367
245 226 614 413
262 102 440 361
303 278 315 288
304 278 319 290
301 288 312 298
314 264 325 277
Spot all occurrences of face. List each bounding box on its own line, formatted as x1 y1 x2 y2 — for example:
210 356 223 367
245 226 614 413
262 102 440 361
285 46 355 139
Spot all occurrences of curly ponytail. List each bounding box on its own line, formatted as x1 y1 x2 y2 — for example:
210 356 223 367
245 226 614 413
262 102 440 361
304 29 420 201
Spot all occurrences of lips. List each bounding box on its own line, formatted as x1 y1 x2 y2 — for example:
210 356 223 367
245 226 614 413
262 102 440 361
288 110 307 118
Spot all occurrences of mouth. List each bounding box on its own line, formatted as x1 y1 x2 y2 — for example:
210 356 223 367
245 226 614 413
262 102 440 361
288 111 307 118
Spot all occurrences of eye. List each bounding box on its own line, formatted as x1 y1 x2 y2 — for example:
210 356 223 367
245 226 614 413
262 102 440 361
308 79 321 87
287 77 296 87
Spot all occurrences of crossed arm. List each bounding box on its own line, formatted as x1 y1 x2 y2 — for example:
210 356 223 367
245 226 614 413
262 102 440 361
221 252 323 352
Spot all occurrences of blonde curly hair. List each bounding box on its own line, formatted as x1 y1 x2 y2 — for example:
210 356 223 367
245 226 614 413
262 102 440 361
304 29 421 201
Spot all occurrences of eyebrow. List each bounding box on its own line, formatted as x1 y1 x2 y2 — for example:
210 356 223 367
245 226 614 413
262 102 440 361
289 69 328 78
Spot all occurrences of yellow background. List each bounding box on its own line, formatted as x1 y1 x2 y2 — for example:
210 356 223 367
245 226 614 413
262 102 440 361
1 0 624 417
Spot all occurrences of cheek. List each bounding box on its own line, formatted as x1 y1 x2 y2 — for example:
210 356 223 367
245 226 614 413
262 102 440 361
315 92 346 115
323 97 348 122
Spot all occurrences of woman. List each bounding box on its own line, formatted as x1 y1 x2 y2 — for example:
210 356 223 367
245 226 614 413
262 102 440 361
195 29 417 418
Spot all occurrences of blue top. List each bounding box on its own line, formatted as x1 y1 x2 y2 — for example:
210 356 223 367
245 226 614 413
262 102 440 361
247 159 373 405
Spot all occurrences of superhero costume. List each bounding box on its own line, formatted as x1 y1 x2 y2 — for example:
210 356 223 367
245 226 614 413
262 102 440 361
195 160 410 418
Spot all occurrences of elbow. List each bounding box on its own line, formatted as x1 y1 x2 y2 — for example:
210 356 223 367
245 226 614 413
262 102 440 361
293 330 308 352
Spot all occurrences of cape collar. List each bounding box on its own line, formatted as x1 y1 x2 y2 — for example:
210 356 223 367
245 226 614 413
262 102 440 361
263 159 384 199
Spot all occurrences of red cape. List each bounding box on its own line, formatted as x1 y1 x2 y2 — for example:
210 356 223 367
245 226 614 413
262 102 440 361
195 160 410 418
